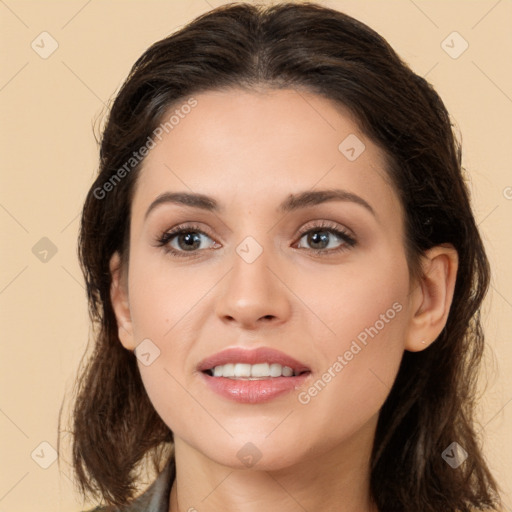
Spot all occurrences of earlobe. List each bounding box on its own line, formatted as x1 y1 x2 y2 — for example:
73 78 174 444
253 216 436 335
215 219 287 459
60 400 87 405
405 245 459 352
109 251 136 351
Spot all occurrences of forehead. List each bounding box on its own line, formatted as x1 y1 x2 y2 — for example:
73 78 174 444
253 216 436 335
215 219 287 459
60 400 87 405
131 88 400 222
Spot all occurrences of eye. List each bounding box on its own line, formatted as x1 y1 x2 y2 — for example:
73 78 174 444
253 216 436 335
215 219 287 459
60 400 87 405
296 221 356 254
155 220 356 258
155 223 219 258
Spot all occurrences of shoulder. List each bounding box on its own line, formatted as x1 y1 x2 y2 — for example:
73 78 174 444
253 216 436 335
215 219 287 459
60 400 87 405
82 456 175 512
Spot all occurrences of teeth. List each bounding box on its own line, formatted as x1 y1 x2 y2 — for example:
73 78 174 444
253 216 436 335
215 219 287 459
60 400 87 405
208 362 299 379
252 363 270 377
234 363 251 378
222 363 235 377
269 363 282 377
281 365 294 377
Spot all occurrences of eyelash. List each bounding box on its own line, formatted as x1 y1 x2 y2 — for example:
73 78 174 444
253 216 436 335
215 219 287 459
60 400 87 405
155 220 357 259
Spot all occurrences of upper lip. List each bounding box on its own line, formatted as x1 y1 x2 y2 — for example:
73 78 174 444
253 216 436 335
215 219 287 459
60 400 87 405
198 347 311 374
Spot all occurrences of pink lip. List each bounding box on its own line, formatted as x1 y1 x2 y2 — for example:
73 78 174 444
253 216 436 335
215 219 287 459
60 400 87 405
200 372 311 404
197 347 312 404
197 346 311 374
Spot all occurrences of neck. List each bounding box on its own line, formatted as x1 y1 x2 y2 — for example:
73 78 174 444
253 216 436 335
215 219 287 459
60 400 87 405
169 416 379 512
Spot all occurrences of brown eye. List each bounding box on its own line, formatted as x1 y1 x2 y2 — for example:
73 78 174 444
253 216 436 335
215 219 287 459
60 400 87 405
301 230 336 250
156 224 218 258
296 224 356 254
173 231 204 251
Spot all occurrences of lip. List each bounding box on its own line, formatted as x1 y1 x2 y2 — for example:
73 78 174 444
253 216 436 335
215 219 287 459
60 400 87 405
197 346 311 375
197 347 312 404
200 372 311 404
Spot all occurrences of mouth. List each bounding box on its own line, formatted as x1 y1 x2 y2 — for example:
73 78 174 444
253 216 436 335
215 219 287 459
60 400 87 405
202 363 310 379
197 346 311 379
197 347 312 403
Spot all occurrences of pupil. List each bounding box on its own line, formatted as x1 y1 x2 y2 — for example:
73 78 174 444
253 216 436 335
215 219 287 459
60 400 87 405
309 231 329 249
180 232 201 250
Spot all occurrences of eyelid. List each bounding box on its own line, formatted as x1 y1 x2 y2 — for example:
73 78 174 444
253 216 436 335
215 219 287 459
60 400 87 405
157 221 216 240
296 219 355 239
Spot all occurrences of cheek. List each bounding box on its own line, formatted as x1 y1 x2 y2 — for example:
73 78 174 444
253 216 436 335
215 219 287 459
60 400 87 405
125 256 212 428
127 253 207 340
295 255 409 422
301 245 410 351
294 302 408 449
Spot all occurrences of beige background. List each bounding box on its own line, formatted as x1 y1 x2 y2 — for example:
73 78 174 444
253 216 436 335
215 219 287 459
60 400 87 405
0 0 511 510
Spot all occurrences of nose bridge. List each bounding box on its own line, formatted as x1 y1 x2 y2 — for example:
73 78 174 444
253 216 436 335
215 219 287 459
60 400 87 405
214 230 291 328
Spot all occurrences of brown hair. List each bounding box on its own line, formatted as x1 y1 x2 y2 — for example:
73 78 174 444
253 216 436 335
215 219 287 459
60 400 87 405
65 2 502 510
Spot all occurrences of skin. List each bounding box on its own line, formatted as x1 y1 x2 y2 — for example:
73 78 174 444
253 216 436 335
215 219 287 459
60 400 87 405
109 88 458 512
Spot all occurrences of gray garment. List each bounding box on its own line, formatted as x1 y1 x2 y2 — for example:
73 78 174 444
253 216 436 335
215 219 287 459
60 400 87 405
87 457 175 512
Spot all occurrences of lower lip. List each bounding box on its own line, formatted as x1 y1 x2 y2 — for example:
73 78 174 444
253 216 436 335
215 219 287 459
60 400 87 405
200 372 311 404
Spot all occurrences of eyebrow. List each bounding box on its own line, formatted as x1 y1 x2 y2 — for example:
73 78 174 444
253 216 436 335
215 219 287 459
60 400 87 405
278 189 375 216
144 188 375 220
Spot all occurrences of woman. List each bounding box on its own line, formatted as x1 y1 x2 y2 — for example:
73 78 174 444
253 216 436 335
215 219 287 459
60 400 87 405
67 2 503 511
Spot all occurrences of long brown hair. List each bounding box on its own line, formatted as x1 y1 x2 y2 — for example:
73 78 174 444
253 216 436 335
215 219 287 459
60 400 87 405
64 2 502 510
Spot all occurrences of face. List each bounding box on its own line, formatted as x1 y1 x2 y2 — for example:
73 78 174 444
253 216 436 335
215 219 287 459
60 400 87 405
112 87 422 471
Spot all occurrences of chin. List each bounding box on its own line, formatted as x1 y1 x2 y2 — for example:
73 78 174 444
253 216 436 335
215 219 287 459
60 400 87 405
196 436 310 472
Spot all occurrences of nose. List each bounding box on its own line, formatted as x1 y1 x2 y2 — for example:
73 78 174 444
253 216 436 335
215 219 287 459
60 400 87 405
214 245 292 331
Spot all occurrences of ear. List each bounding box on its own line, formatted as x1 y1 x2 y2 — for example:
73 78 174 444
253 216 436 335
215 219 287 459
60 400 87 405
109 251 137 351
405 244 459 352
